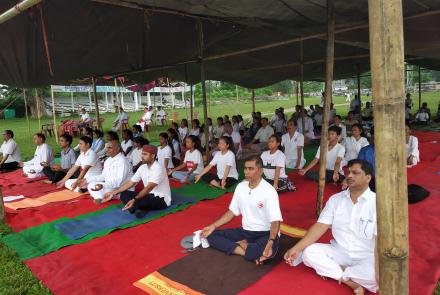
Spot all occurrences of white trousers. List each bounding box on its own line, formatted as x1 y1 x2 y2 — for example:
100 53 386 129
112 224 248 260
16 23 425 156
23 165 44 179
87 181 118 200
65 175 93 192
302 243 378 293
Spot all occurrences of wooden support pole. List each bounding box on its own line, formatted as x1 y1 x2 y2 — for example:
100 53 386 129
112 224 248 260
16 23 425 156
0 187 4 222
35 89 41 131
316 0 335 217
251 89 256 113
190 83 194 122
50 86 59 143
23 89 31 137
114 78 123 137
236 85 239 103
357 63 362 113
197 19 210 157
300 40 306 135
368 0 409 293
92 77 101 130
418 65 422 110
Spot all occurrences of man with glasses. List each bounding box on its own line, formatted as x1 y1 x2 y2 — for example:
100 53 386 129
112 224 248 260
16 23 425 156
0 130 21 172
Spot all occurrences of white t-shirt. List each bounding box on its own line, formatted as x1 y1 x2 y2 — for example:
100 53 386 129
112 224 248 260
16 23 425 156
24 143 54 171
254 126 274 143
314 113 323 126
344 136 369 162
131 161 172 206
178 127 188 141
281 132 305 168
296 116 315 138
229 179 283 231
75 148 103 178
406 135 420 162
189 128 200 137
128 147 142 166
143 111 153 124
80 113 90 121
157 145 174 169
224 131 242 159
209 150 238 180
121 139 133 155
183 149 204 174
157 110 166 119
0 138 21 163
416 112 429 122
213 125 224 139
315 143 346 174
272 118 286 133
261 150 288 180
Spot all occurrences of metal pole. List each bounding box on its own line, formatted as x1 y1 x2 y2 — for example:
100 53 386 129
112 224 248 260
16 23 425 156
316 0 335 216
50 86 59 143
23 89 31 136
92 77 101 129
368 0 408 293
418 65 422 110
197 19 210 157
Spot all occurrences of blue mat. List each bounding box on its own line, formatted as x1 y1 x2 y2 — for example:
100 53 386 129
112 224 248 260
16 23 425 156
54 194 196 240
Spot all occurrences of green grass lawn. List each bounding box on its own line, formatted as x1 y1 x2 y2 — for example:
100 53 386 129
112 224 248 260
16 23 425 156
0 92 439 294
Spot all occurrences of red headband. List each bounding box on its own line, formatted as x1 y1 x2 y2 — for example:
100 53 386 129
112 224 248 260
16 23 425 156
142 145 157 154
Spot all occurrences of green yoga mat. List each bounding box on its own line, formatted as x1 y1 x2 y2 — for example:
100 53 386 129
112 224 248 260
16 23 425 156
1 202 192 261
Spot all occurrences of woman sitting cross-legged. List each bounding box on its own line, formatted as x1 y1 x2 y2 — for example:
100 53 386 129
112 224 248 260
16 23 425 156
260 134 296 193
168 135 204 183
194 136 239 189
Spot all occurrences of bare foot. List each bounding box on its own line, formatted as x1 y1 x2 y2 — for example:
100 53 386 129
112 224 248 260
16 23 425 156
42 180 53 184
237 240 248 251
353 286 365 295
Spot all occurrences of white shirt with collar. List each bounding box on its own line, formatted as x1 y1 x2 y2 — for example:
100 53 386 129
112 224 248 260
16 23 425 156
254 125 274 143
24 143 54 172
213 125 224 139
281 131 306 169
318 188 377 260
1 138 21 163
296 116 315 139
80 113 90 122
75 148 103 179
344 136 369 162
87 153 132 188
131 161 172 206
315 143 346 174
229 179 283 232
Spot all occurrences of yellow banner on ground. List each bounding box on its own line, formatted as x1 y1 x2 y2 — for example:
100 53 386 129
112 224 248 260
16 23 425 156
280 223 307 238
134 271 204 295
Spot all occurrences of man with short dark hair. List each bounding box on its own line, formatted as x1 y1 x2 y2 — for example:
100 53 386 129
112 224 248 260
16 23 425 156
42 134 77 183
285 160 378 295
201 155 283 264
0 130 21 172
19 133 54 178
244 118 274 152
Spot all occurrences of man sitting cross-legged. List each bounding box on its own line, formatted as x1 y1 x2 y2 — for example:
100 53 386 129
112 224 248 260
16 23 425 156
201 155 283 264
86 140 133 203
284 159 378 295
102 145 172 218
19 133 54 178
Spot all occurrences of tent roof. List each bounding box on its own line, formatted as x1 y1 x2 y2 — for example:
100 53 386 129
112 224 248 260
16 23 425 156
0 0 439 88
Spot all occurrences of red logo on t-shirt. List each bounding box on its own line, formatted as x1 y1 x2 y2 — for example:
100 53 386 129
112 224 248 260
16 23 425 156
186 161 195 169
258 202 264 209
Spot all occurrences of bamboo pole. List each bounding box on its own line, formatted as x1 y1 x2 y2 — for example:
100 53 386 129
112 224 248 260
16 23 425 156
197 19 210 157
0 0 42 25
368 0 409 293
92 77 102 130
357 63 361 113
0 187 4 222
35 89 41 131
23 89 31 137
316 0 335 217
50 86 59 143
300 40 306 135
190 83 194 121
418 65 422 110
295 81 299 105
251 89 256 113
236 85 239 103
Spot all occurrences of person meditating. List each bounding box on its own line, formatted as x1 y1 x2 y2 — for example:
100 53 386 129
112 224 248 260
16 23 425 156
405 123 420 167
284 160 378 295
87 140 133 203
57 136 103 192
103 145 172 218
244 117 274 152
42 134 77 183
0 130 21 172
194 136 238 189
168 135 204 183
200 155 283 264
299 125 345 183
344 124 369 162
281 119 305 169
19 133 54 179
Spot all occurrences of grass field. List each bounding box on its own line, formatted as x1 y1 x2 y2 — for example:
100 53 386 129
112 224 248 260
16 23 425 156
0 92 439 294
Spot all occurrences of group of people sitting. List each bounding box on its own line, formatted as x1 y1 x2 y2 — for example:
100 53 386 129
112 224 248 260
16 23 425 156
0 103 425 295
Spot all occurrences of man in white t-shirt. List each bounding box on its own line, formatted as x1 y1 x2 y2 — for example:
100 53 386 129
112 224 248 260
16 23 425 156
87 141 133 202
78 108 91 129
19 133 54 179
223 121 242 159
330 115 347 144
201 155 283 264
296 109 315 142
285 160 378 295
245 118 274 152
281 120 306 169
57 136 103 192
0 130 21 172
104 145 171 218
156 106 167 126
137 106 153 131
299 125 345 183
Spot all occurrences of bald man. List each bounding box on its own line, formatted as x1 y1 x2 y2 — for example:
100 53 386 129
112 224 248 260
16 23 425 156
87 140 133 203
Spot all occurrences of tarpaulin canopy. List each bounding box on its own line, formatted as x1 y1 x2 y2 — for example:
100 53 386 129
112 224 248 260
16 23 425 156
0 0 439 88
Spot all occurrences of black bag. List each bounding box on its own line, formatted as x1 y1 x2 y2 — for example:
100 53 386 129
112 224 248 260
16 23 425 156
408 184 430 204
